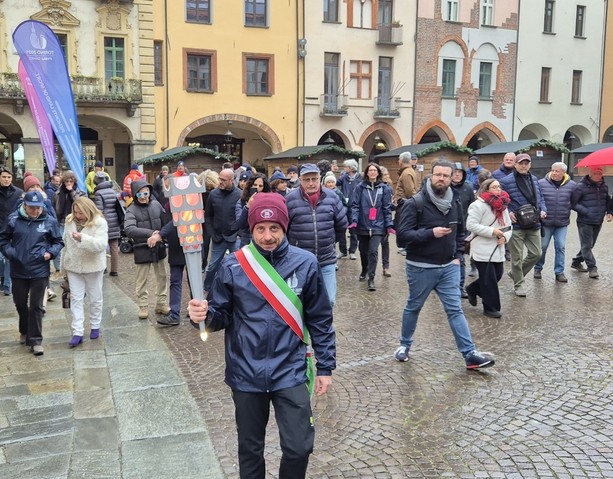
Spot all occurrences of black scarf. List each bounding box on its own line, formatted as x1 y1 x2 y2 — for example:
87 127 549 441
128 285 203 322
514 171 536 207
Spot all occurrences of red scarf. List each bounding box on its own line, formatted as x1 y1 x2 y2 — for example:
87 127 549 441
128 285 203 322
480 190 510 224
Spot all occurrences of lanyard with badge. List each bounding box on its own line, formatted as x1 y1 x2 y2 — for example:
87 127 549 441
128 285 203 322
367 185 380 221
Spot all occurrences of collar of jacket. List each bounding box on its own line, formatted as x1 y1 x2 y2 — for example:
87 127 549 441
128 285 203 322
252 236 289 265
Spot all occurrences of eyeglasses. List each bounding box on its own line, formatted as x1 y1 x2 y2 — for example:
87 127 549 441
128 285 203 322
300 177 321 183
135 191 150 198
432 173 451 179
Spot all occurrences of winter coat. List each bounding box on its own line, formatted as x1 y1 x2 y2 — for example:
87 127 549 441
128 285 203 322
124 180 167 264
337 172 361 207
122 169 144 196
44 181 59 202
492 164 514 181
61 215 108 274
152 173 169 209
285 187 348 266
571 175 612 225
205 238 336 393
93 181 121 240
500 171 547 230
350 180 393 235
0 206 63 279
466 198 512 263
466 165 482 191
397 189 465 265
205 186 241 243
234 199 251 247
393 166 418 205
451 169 474 225
0 184 24 226
53 185 85 225
160 221 185 267
538 173 576 227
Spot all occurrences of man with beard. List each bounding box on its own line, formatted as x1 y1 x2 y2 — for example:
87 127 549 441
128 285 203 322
394 159 495 370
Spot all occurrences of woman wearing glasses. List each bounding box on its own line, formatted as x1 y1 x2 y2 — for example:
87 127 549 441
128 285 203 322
465 179 512 318
124 180 169 320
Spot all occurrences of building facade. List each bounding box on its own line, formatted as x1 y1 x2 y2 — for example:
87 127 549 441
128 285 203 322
0 0 155 184
413 0 519 150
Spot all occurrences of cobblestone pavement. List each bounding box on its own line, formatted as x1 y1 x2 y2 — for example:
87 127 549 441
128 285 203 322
114 219 612 479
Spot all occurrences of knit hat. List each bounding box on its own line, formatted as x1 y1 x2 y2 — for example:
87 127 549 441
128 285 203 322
95 161 103 168
469 156 480 163
131 163 139 170
248 193 289 233
161 165 169 172
322 172 337 185
23 173 41 191
287 165 299 174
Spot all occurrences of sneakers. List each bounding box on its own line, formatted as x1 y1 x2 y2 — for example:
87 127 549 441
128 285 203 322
394 346 409 362
358 273 366 281
337 252 348 259
571 262 588 272
47 289 57 301
138 307 149 319
514 286 527 297
31 345 44 356
555 273 568 283
155 304 171 315
460 288 468 299
465 350 495 370
349 253 357 260
588 268 599 279
157 314 180 326
533 270 542 279
397 248 407 256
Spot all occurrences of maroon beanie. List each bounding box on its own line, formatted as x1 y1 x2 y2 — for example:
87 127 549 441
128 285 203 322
23 173 41 191
248 193 289 232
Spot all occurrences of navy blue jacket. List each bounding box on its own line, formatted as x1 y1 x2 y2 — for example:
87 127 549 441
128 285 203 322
571 175 612 225
492 164 514 181
539 173 576 227
336 172 362 205
285 187 348 267
0 206 63 279
397 189 464 265
500 171 547 230
350 180 393 234
205 239 336 393
0 184 23 227
204 185 241 243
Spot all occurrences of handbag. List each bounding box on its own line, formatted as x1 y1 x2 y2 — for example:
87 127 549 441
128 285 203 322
60 277 70 309
516 204 539 228
464 233 474 255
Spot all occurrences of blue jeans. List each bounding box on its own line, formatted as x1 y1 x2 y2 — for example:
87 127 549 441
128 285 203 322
400 262 475 357
535 225 568 274
320 263 337 307
203 239 239 291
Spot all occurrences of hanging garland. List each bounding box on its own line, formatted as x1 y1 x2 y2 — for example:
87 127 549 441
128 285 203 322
516 139 569 154
415 141 474 158
295 145 366 160
138 147 238 165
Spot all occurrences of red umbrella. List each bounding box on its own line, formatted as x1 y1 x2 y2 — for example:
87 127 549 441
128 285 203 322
575 147 613 168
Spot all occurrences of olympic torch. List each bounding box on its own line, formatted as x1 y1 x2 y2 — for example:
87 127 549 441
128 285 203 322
164 173 208 341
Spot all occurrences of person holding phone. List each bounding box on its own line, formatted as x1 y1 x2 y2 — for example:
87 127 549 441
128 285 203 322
465 179 513 318
234 173 270 247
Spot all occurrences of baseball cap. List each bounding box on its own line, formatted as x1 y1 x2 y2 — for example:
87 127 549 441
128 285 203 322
516 153 531 163
299 163 320 176
24 191 45 207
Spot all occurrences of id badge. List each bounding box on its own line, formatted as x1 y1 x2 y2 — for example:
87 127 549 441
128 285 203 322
369 207 377 220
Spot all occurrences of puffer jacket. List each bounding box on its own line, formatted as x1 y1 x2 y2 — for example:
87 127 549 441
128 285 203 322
571 175 612 225
0 206 63 279
61 215 108 274
539 173 576 227
500 171 546 230
350 180 393 234
466 198 512 263
205 238 336 393
492 164 514 181
124 180 167 263
285 187 348 266
94 180 121 240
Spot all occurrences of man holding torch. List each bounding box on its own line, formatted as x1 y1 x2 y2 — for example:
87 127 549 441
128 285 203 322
188 192 336 479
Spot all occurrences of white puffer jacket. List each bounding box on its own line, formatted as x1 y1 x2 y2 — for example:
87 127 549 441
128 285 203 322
61 215 108 274
466 198 512 263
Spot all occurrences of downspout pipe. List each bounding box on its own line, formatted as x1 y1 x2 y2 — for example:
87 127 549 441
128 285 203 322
161 0 170 151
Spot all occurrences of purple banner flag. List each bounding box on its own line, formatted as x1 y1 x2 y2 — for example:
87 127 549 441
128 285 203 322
13 20 85 191
18 61 56 175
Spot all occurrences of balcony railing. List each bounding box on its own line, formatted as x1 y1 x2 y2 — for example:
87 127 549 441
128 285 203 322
0 73 143 116
374 97 400 118
320 94 349 116
377 23 403 45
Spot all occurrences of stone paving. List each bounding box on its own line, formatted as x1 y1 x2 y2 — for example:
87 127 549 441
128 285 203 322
0 216 611 478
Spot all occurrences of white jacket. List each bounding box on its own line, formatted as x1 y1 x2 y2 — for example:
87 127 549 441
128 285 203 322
61 216 108 274
466 198 512 263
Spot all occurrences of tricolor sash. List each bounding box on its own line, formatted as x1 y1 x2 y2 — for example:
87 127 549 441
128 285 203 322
235 243 315 395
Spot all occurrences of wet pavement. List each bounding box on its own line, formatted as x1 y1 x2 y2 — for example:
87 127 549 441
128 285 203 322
1 216 612 478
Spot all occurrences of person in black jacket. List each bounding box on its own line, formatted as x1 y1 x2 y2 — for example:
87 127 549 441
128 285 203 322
394 159 495 370
202 168 241 293
0 167 24 295
570 167 613 278
0 191 63 355
451 162 475 295
187 193 335 479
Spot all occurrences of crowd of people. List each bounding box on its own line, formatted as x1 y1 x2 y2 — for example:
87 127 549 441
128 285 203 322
1 149 612 478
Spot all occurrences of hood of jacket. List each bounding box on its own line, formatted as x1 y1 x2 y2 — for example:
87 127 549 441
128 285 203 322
130 179 152 198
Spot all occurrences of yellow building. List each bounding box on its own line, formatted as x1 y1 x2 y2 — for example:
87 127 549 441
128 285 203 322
151 1 301 171
600 0 613 140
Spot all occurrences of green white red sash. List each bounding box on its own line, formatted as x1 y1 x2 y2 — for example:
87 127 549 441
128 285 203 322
235 243 315 395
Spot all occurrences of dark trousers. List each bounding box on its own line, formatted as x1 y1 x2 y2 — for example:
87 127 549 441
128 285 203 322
12 277 47 346
340 222 358 255
381 234 390 269
358 233 383 279
466 261 504 313
169 265 185 320
232 385 314 479
573 222 602 271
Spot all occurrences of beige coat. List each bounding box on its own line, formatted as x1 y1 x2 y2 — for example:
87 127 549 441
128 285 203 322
393 166 418 205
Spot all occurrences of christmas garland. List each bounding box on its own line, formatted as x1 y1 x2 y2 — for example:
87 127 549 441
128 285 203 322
415 141 473 158
138 147 238 165
295 145 366 160
516 139 569 154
